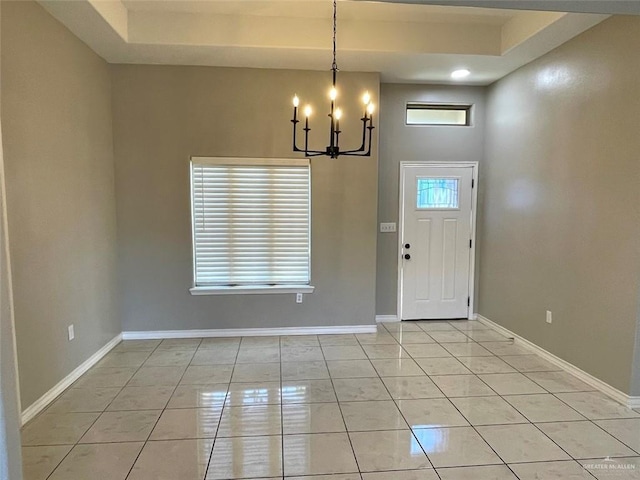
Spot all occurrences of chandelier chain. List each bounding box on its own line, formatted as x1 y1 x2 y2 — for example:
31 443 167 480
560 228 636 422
332 0 338 73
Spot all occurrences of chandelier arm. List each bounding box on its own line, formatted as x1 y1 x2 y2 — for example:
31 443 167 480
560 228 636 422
357 119 367 151
340 148 368 156
292 119 303 152
365 124 375 155
366 126 375 155
339 124 375 156
339 119 369 154
341 145 365 155
357 118 370 152
292 120 313 154
340 145 372 156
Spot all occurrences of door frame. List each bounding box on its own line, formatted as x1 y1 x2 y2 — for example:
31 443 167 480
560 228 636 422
397 161 479 321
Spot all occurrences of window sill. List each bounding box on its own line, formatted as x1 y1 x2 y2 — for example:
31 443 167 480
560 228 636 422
189 285 315 296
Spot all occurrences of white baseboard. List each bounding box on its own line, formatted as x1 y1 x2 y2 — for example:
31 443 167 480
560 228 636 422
122 324 376 340
377 315 480 323
476 314 636 408
375 315 399 323
628 397 640 409
21 333 122 425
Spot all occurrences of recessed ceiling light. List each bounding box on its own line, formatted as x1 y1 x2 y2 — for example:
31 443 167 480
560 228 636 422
451 69 471 80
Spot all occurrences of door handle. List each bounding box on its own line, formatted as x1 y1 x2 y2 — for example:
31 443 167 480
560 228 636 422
404 254 411 260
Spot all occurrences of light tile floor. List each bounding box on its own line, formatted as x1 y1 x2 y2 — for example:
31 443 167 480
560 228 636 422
21 320 640 479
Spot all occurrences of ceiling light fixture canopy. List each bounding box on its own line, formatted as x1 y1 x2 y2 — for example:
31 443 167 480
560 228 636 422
291 0 375 159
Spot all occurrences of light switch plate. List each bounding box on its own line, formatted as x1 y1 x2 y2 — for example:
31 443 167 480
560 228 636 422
380 222 397 233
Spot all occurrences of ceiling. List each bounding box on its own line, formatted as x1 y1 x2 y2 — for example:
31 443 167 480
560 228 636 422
38 0 622 85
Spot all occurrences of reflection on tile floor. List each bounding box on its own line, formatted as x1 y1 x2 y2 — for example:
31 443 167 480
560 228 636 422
21 320 640 479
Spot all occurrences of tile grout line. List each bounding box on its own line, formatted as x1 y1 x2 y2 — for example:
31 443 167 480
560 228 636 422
383 321 581 479
389 323 516 475
588 418 640 458
26 321 640 479
319 338 365 478
511 411 599 478
279 335 285 479
436 327 600 478
44 340 167 480
541 389 640 461
98 339 164 410
386 321 504 402
356 326 441 478
455 325 638 475
440 323 601 478
413 323 529 479
124 337 202 480
202 337 241 480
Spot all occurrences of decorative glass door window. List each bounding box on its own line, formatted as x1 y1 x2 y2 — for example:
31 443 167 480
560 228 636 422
416 178 459 209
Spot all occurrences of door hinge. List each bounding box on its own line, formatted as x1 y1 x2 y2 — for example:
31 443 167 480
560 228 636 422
469 239 472 248
467 297 470 307
471 178 475 188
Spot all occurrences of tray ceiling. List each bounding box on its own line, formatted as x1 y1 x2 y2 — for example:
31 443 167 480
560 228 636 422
38 0 613 84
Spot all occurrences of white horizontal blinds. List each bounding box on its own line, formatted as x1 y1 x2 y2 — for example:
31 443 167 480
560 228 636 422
191 158 310 286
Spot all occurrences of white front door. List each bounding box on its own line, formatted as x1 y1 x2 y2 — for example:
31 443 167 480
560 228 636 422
399 164 475 320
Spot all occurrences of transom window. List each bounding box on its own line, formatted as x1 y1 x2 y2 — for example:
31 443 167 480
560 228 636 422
190 157 311 287
406 103 472 126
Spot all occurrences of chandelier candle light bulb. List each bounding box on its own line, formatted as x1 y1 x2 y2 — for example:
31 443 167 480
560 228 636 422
292 95 300 121
303 105 312 133
290 0 375 159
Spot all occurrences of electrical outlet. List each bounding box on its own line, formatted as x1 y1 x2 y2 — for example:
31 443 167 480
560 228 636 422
68 324 75 341
546 311 552 324
296 293 303 304
380 222 396 233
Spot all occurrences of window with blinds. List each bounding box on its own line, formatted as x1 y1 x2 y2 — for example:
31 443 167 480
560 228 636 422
190 157 311 287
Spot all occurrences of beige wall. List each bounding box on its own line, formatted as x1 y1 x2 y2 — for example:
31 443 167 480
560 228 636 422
376 83 486 316
111 65 379 331
480 15 640 394
1 1 119 409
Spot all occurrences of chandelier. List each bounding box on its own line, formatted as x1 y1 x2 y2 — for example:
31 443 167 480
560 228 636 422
290 0 375 159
